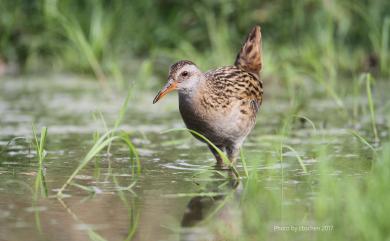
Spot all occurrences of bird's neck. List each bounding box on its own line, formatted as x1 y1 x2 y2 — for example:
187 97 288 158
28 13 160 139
178 77 207 113
178 76 206 101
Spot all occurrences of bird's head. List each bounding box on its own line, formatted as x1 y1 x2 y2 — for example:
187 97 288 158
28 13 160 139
153 60 203 104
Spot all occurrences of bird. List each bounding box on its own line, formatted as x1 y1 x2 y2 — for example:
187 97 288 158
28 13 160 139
153 26 263 167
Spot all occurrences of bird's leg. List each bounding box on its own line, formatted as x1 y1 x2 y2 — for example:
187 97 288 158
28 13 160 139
208 144 225 168
226 145 240 165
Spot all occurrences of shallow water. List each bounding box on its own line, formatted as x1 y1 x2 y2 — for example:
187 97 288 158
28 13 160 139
0 75 386 241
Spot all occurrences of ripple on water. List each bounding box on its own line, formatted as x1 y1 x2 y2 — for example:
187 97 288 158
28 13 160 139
161 159 212 171
256 162 290 170
24 206 47 213
0 209 10 219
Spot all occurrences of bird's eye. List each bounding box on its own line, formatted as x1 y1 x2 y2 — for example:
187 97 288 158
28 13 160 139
181 71 189 77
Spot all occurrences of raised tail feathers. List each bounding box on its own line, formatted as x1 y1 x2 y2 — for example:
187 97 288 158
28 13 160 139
234 26 262 76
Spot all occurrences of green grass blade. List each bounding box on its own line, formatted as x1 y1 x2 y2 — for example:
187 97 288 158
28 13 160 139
57 129 140 197
57 135 119 196
365 73 379 142
349 130 377 157
283 144 307 173
240 149 249 177
161 128 240 178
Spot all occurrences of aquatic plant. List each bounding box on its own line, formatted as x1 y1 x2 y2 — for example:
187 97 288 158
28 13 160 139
32 125 48 198
56 130 139 197
162 128 240 178
365 73 379 142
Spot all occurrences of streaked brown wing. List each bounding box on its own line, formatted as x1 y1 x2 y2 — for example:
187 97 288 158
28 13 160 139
205 66 263 115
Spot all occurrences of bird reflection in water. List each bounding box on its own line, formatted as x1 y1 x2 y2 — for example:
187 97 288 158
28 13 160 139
180 171 243 241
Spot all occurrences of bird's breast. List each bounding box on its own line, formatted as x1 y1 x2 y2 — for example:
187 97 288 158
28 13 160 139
178 92 256 146
178 93 207 132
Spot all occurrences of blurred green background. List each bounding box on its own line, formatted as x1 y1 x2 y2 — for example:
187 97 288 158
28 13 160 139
0 0 389 88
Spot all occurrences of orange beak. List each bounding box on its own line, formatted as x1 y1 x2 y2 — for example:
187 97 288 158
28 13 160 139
153 80 177 104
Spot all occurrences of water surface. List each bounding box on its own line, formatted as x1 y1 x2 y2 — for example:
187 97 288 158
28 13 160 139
0 75 384 241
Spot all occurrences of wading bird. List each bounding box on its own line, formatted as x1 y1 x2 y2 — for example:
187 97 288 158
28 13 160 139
153 26 263 167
